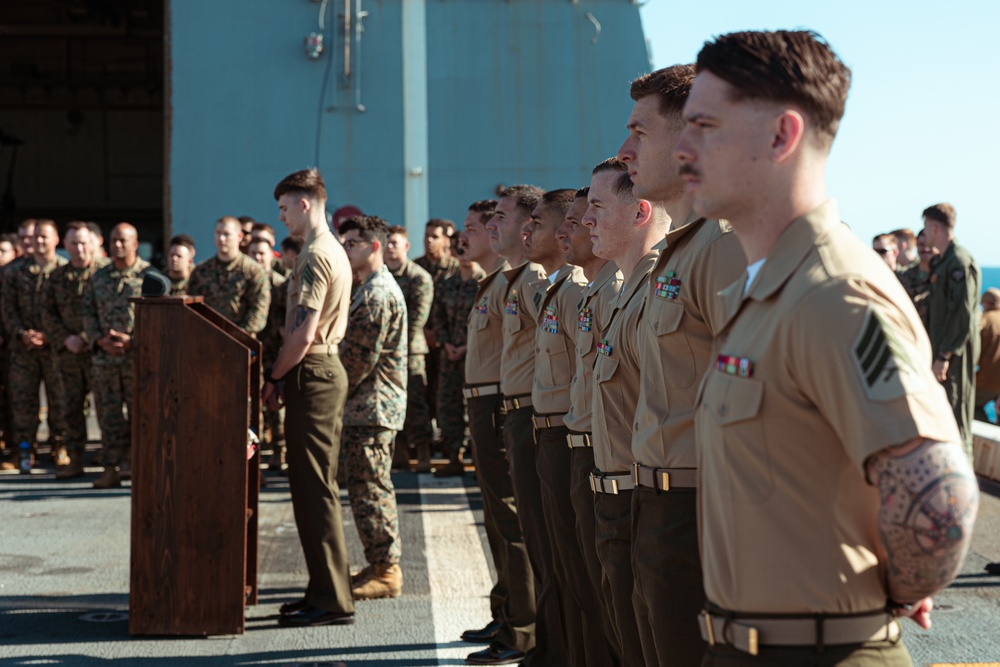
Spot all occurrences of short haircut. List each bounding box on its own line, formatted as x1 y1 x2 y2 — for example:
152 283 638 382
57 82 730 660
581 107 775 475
86 222 103 238
540 189 578 217
216 215 242 231
695 30 851 147
387 225 407 236
274 168 328 202
629 64 696 123
281 237 304 254
169 234 196 253
592 157 634 198
65 221 90 235
0 232 16 246
873 233 897 249
500 185 545 215
238 215 256 225
251 222 276 237
984 288 1000 307
248 237 273 249
18 218 36 232
922 203 956 228
35 219 58 235
575 186 589 199
890 228 916 247
467 199 497 225
339 214 389 248
426 218 456 237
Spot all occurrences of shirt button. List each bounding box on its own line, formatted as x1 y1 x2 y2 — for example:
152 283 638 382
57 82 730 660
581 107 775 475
718 405 727 418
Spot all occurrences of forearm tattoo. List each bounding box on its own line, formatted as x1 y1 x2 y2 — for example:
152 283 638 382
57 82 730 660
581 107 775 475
868 439 979 603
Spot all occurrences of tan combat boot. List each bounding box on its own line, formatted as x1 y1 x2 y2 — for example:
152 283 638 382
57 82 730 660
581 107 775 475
56 450 85 480
350 564 375 587
92 466 121 489
352 563 403 600
415 443 432 473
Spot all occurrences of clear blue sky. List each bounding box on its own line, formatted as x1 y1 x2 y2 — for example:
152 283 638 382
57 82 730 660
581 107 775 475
639 1 1000 267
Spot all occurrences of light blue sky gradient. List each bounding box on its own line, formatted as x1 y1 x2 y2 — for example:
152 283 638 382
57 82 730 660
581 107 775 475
639 1 999 266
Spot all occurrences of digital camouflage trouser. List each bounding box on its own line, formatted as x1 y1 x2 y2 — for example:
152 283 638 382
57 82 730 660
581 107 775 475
343 425 401 566
8 347 66 449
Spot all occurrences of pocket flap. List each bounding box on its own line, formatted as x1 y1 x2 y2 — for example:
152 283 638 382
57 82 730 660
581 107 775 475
651 300 684 336
706 374 764 425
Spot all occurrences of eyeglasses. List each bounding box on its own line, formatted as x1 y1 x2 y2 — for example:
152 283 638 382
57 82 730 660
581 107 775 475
874 248 888 255
343 239 371 250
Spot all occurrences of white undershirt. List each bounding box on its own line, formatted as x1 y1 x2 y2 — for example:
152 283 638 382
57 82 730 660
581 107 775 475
744 259 766 296
548 269 560 285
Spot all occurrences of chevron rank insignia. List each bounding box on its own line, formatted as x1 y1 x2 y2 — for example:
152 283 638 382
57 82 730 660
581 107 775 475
852 308 923 401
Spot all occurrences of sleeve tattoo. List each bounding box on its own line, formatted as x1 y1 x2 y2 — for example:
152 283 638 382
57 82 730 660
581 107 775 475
867 439 979 603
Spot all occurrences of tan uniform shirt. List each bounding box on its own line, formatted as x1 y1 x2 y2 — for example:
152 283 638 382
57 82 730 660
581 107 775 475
564 261 623 434
592 251 659 472
500 261 546 397
632 215 746 469
532 265 588 414
285 229 352 349
696 200 961 614
465 257 509 385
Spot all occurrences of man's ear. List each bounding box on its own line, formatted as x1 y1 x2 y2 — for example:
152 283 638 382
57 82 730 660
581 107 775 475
771 109 805 163
634 199 653 227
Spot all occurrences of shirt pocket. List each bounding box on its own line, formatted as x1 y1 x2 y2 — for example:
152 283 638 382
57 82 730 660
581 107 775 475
594 354 626 427
702 373 771 502
540 332 571 387
648 299 697 388
504 311 522 335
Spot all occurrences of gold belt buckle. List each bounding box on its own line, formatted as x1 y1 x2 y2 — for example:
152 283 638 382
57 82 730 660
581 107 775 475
660 471 671 491
700 610 715 646
608 478 619 494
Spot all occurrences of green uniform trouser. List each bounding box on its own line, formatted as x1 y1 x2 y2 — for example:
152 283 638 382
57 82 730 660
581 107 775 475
92 358 132 466
56 349 92 454
943 351 975 459
632 487 706 667
467 393 536 654
594 489 646 667
504 406 566 667
343 425 401 566
701 638 911 666
9 346 66 448
284 354 354 614
536 424 617 667
568 441 621 663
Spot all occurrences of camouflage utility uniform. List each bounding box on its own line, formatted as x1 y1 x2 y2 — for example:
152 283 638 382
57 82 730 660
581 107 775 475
187 254 270 334
261 269 287 464
431 265 485 456
340 265 408 566
388 260 434 466
169 275 189 296
83 258 152 467
42 258 110 458
2 255 68 456
414 254 458 424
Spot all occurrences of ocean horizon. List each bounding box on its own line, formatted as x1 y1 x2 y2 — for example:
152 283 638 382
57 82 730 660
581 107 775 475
984 266 999 293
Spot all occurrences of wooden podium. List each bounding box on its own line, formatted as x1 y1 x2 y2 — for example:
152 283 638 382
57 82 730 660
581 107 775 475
128 296 261 636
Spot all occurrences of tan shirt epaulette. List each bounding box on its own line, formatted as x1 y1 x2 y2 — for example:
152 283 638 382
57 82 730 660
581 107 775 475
464 257 509 386
500 261 546 397
592 251 659 472
532 265 587 414
631 214 746 469
696 200 961 614
564 261 622 434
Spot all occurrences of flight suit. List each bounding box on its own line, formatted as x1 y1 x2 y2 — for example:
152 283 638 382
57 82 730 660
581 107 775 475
465 257 536 655
696 201 960 665
501 259 566 666
591 250 659 667
562 259 622 662
926 240 980 458
630 214 746 667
